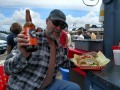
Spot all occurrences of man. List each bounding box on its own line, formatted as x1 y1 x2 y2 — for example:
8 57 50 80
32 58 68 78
83 30 91 39
6 22 22 54
88 30 96 39
36 27 43 35
4 9 80 90
77 30 84 40
66 30 72 48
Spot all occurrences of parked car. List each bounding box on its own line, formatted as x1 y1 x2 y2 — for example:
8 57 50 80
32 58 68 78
0 33 8 41
0 40 7 54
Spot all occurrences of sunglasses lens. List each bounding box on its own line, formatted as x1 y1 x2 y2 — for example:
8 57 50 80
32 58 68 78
52 20 59 27
60 24 66 29
51 20 66 29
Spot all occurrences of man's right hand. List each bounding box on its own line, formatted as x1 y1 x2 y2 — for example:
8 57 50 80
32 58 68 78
17 31 31 59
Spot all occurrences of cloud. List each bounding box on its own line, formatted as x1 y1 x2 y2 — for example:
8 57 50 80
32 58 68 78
66 11 100 30
0 9 46 31
0 0 102 31
0 9 101 31
0 0 102 11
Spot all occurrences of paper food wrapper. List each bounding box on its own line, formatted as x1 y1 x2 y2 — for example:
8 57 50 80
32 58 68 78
96 51 110 66
72 51 110 66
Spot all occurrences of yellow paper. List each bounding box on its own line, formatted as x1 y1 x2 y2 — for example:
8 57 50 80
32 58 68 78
96 51 110 66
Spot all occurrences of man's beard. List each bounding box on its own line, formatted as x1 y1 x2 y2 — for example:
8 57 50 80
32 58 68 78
45 29 61 41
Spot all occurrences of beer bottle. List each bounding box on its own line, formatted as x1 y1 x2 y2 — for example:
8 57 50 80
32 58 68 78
24 9 38 52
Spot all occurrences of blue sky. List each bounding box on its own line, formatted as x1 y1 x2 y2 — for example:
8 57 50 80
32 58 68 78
0 0 102 31
0 8 97 19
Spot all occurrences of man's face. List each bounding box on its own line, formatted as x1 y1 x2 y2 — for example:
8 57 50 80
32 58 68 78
46 18 66 41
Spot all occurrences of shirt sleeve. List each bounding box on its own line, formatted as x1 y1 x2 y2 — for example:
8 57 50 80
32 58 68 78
7 35 12 45
77 35 84 40
59 55 71 69
59 55 77 69
4 46 29 75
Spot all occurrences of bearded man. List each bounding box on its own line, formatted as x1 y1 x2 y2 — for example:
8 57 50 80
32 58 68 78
4 9 80 90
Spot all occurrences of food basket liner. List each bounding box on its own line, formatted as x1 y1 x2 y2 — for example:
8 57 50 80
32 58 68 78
71 59 104 70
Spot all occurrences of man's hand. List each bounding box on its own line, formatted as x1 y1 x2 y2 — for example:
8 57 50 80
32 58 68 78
17 31 31 59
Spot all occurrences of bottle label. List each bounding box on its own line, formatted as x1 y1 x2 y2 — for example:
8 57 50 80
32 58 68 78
25 27 38 46
29 29 37 38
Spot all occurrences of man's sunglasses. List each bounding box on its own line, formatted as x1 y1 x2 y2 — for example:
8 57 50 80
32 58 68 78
50 19 67 29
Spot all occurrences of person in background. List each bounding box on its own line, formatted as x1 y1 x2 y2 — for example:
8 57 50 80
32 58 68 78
59 26 68 55
36 27 43 35
66 30 72 48
88 30 96 39
6 22 22 54
4 9 80 90
77 30 84 40
83 30 91 39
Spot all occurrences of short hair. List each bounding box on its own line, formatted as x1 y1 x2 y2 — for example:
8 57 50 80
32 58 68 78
10 22 22 34
78 30 83 35
36 27 43 32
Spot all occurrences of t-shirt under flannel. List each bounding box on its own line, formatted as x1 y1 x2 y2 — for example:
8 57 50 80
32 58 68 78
4 32 70 90
7 33 18 49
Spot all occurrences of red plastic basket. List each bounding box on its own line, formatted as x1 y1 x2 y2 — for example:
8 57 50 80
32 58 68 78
0 65 9 90
112 46 120 65
112 46 120 50
75 65 104 70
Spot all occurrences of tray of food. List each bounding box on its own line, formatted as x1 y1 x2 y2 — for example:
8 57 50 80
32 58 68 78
71 51 110 70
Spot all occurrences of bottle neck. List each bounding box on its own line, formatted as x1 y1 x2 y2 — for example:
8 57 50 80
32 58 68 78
26 9 32 22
